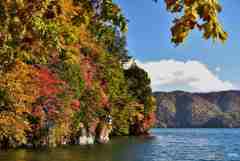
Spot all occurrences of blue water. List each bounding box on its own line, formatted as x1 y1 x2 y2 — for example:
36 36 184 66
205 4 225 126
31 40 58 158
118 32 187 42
0 129 240 161
125 128 240 161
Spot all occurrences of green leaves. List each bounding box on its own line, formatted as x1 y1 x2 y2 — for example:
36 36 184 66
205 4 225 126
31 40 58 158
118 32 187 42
31 16 61 47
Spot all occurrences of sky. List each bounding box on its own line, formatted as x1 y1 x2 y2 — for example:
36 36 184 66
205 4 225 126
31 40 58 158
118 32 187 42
114 0 240 92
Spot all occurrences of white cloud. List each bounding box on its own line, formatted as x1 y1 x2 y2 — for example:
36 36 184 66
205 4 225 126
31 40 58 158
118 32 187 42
136 59 237 92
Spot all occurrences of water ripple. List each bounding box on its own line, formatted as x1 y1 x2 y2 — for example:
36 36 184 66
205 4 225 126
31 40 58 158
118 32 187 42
0 129 240 161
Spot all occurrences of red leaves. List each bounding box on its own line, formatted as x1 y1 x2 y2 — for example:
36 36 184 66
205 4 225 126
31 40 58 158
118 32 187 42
30 66 70 128
81 58 96 89
36 67 64 96
37 68 60 85
32 105 45 118
85 70 93 88
100 79 108 90
71 99 81 111
142 112 156 130
80 57 110 108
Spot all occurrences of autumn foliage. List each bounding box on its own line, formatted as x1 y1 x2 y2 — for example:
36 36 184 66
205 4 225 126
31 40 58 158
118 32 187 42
0 0 157 148
0 0 226 148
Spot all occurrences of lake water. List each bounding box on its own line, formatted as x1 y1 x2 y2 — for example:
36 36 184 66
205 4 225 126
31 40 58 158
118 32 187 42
0 129 240 161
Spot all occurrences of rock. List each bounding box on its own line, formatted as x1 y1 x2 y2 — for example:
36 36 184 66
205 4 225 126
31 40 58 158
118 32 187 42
78 135 88 145
78 134 95 145
78 124 95 145
86 134 95 144
97 124 112 144
78 125 88 145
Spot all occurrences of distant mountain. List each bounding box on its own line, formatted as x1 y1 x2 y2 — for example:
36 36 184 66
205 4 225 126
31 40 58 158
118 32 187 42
153 91 240 128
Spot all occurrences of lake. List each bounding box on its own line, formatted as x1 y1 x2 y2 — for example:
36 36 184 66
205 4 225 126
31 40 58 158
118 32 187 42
0 129 240 161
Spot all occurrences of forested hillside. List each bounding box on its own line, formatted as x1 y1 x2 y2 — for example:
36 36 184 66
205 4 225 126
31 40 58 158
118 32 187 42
154 91 240 128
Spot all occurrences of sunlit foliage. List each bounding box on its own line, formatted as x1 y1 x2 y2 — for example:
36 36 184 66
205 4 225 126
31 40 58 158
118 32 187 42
0 0 226 148
154 0 227 44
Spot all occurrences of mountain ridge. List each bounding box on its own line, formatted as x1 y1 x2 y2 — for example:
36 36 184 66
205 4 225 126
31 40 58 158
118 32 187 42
153 90 240 128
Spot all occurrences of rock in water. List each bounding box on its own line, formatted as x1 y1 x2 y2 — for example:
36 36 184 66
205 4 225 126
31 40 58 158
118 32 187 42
97 124 112 144
87 134 95 144
79 136 88 145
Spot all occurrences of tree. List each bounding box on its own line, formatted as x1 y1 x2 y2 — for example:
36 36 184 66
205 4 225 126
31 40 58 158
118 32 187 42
124 62 156 134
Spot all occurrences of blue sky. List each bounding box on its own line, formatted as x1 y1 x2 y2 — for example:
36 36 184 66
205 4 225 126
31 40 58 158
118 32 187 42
115 0 240 92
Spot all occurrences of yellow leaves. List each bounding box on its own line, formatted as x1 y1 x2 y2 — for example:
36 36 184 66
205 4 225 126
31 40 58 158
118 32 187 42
64 50 81 64
83 15 91 26
61 0 74 13
0 112 29 146
0 61 36 146
218 30 228 43
185 7 198 20
136 113 144 121
0 60 40 115
15 105 31 115
201 17 228 42
168 0 228 45
16 0 24 6
60 0 81 17
0 112 15 125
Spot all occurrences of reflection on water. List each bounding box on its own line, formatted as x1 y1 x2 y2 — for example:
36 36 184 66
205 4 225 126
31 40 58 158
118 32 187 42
0 136 147 161
1 129 240 161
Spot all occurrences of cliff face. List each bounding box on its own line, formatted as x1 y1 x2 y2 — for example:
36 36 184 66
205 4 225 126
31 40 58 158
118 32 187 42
154 91 240 128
